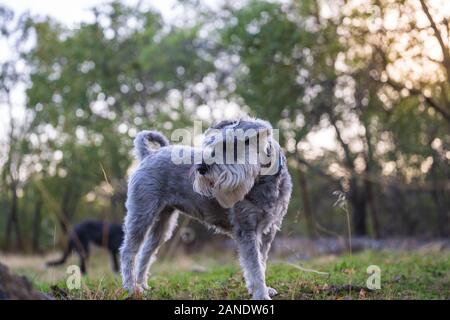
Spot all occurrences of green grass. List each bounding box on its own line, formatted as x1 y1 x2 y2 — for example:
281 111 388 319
6 249 449 300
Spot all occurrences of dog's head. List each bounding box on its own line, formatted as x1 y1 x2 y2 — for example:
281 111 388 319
192 117 280 208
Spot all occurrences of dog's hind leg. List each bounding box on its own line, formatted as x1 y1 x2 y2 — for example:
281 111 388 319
111 250 119 273
79 254 87 274
120 198 165 294
75 239 90 274
135 209 178 291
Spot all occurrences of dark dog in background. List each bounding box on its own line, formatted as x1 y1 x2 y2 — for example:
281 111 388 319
47 220 124 274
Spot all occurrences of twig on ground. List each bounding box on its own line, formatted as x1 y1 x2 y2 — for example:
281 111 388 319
274 260 330 277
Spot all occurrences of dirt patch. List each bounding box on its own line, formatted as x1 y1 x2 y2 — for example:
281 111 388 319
0 262 50 300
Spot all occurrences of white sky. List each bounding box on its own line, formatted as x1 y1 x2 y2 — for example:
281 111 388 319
1 0 177 25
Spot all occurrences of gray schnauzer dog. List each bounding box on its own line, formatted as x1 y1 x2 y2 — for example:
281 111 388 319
120 117 292 300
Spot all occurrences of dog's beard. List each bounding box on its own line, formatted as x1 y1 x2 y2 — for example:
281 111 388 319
193 164 259 208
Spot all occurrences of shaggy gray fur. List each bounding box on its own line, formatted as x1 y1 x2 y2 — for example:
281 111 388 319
120 118 292 300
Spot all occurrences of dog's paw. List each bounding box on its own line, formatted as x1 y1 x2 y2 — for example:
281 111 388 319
252 288 272 300
267 287 278 297
138 282 151 291
129 284 145 295
122 285 143 299
122 284 133 294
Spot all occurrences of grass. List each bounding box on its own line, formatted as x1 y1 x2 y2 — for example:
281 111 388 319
2 248 449 300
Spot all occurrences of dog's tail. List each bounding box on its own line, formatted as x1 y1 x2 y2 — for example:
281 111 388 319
46 239 74 267
134 130 170 161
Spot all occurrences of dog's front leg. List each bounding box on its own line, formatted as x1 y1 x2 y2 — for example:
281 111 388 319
260 227 278 297
235 229 270 300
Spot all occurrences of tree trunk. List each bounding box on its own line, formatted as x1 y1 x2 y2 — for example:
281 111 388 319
297 165 315 238
32 198 43 253
349 178 367 236
59 185 73 235
365 180 381 239
4 206 11 250
110 195 118 222
391 186 413 236
429 152 450 237
431 189 449 237
363 118 381 238
110 191 126 222
5 184 22 251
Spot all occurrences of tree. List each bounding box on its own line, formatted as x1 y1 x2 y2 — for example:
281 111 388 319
217 0 380 236
345 0 450 236
0 6 35 250
24 1 214 238
216 0 449 237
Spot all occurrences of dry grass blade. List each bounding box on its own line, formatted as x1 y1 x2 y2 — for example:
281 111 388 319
274 260 330 276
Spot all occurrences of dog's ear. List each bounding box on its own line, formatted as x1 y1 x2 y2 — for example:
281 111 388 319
210 120 239 130
260 140 282 176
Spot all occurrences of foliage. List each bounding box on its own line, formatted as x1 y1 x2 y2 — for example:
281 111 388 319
0 0 449 251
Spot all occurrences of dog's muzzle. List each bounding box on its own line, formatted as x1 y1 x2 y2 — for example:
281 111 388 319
196 163 208 175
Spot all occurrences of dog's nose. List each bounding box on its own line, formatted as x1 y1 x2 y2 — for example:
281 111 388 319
197 163 208 175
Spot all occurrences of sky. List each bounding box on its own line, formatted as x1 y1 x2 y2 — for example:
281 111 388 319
2 0 176 25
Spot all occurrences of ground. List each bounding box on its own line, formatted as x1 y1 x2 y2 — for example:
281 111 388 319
1 249 449 300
